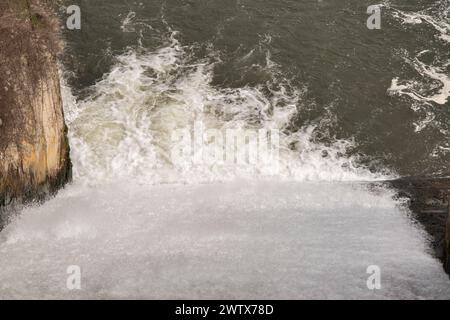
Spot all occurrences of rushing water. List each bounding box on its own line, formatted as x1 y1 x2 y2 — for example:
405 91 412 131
0 0 449 299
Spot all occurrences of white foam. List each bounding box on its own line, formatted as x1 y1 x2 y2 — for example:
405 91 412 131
120 11 137 33
387 3 450 130
387 3 450 108
390 5 450 43
1 181 449 299
62 34 388 185
388 55 450 106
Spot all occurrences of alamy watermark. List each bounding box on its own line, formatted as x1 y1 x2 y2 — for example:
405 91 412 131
367 5 382 30
66 5 81 30
366 265 381 290
66 265 81 290
63 5 381 31
171 121 280 173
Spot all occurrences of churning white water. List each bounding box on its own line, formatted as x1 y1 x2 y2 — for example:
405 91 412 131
388 4 450 108
1 181 450 299
0 32 449 299
64 32 384 184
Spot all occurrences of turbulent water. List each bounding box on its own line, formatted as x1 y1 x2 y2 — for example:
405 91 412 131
0 0 450 299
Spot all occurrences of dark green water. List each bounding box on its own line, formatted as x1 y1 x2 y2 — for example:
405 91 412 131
61 0 449 178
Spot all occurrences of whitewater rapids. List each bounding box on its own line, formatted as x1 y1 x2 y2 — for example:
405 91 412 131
1 27 449 299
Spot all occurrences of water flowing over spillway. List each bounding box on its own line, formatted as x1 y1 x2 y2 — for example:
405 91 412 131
1 0 449 299
1 181 450 299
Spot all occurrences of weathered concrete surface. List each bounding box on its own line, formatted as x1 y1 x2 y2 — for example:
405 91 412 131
387 177 450 275
0 0 72 225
